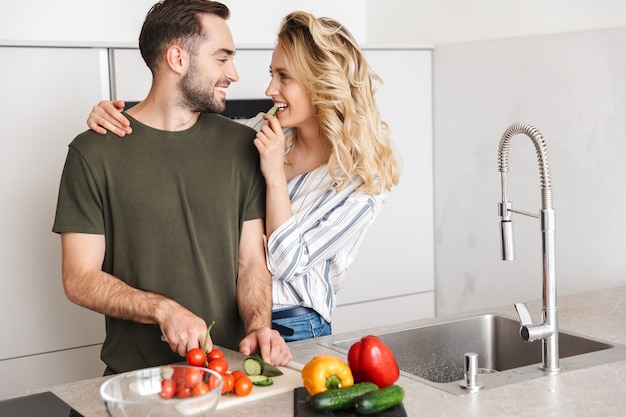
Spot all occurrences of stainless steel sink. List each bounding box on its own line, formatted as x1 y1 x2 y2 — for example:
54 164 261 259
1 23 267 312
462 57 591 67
321 314 626 395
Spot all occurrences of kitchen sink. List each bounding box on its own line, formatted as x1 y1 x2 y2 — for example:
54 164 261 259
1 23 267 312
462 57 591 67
321 314 626 395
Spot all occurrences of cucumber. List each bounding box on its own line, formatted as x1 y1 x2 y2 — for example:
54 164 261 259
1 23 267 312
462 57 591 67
354 385 405 415
243 356 263 376
310 382 379 411
249 375 273 387
243 354 283 377
268 105 279 116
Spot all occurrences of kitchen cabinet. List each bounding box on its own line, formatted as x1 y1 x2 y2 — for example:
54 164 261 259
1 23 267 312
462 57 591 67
332 48 434 332
0 46 108 396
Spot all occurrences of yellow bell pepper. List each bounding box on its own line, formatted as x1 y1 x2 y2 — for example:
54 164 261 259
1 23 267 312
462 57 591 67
301 354 354 396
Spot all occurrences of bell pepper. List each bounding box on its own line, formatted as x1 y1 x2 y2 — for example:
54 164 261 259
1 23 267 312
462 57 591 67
347 335 400 388
301 354 354 396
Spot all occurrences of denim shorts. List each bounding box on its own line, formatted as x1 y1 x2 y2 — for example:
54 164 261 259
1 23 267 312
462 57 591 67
272 308 331 342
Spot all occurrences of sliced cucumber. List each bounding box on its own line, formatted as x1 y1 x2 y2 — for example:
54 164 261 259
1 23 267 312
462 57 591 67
243 356 263 376
249 375 273 387
243 354 283 377
268 105 279 116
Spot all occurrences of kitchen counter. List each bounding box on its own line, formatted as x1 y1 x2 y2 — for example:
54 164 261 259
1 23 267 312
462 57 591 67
3 286 626 416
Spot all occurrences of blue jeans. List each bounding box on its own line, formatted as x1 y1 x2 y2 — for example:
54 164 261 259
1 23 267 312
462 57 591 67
272 309 331 342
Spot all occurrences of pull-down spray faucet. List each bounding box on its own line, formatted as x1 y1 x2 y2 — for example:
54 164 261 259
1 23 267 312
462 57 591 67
497 122 560 373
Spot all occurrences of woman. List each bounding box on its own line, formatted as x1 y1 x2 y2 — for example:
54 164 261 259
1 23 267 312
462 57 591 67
87 11 400 341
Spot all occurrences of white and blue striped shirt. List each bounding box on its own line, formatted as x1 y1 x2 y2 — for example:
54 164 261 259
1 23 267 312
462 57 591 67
266 166 385 322
244 114 386 323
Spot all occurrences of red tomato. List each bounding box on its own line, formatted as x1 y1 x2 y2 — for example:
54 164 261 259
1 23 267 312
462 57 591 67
207 348 224 360
221 373 235 394
158 379 176 400
176 383 193 399
230 369 246 380
192 382 210 397
207 357 229 375
184 367 203 388
171 366 186 385
234 376 253 397
208 373 221 391
186 348 207 367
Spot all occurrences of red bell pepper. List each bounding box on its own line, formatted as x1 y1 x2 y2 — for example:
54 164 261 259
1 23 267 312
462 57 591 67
347 335 400 388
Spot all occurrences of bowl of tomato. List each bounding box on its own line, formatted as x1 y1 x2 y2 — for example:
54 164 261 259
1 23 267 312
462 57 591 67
100 365 222 417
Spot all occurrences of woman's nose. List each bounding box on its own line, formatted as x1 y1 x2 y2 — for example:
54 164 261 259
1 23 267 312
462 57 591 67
265 81 277 97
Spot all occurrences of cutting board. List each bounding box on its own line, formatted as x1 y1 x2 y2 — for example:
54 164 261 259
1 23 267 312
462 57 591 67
217 347 304 409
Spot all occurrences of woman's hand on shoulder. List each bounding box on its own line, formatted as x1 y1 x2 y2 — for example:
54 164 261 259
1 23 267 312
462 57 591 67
87 100 132 137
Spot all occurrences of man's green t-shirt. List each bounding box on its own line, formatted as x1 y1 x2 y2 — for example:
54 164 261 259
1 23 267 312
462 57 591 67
53 112 266 373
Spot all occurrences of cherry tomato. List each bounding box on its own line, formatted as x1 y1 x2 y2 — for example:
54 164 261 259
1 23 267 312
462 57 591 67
234 375 253 397
184 367 203 388
158 378 176 400
208 373 221 391
207 348 224 360
171 366 186 385
207 357 229 375
230 369 246 380
221 373 235 394
192 382 210 397
176 383 193 399
186 347 207 367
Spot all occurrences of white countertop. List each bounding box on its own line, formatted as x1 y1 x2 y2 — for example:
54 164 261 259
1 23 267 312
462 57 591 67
3 285 626 416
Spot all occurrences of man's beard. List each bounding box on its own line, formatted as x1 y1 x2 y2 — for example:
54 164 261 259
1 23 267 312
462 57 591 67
179 63 226 114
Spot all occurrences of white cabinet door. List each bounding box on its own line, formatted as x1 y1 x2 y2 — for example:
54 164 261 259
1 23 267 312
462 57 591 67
112 48 274 102
0 46 107 396
332 49 435 332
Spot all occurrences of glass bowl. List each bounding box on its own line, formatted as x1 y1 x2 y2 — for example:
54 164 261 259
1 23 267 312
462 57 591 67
100 365 222 417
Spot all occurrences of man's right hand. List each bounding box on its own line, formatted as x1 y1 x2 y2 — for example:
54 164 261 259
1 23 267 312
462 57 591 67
158 300 213 357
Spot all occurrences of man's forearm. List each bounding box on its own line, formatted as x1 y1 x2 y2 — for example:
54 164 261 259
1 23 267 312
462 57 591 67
62 267 175 325
237 261 272 333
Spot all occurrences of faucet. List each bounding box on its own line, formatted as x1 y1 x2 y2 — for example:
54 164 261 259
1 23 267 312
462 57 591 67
497 122 561 373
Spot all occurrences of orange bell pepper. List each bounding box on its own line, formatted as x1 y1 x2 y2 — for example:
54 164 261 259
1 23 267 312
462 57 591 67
301 354 354 396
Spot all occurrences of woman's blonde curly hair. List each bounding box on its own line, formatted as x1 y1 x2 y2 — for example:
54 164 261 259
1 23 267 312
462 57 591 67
276 11 400 194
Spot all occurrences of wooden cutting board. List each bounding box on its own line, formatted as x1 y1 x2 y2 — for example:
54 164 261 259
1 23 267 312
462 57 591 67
217 347 304 409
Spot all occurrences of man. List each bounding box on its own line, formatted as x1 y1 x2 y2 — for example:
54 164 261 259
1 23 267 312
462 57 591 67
53 0 291 374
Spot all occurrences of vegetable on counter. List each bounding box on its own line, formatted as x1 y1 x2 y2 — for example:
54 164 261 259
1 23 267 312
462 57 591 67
301 354 354 396
353 384 405 415
248 375 274 387
243 354 283 377
310 382 379 412
347 335 400 388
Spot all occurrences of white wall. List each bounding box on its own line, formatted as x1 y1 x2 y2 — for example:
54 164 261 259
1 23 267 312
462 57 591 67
366 0 626 44
0 0 366 45
432 27 626 315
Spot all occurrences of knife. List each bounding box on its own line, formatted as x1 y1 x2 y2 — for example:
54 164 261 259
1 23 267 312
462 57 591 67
244 353 284 377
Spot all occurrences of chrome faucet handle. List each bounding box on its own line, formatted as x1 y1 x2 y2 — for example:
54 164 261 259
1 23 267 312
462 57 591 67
514 302 552 342
514 303 533 326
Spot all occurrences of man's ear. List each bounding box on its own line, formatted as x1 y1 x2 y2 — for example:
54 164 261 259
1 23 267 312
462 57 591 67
166 44 188 75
